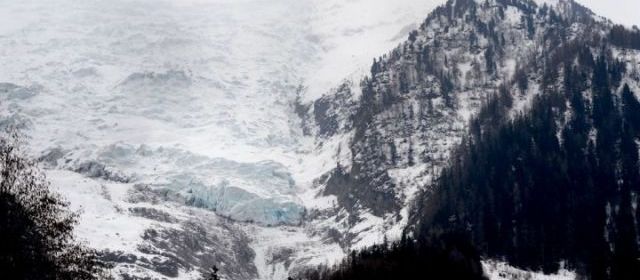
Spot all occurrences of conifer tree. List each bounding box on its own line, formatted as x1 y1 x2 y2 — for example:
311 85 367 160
0 132 108 279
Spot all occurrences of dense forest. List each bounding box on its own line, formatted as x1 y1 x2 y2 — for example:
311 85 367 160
300 234 485 280
316 51 639 280
305 53 640 280
415 51 640 279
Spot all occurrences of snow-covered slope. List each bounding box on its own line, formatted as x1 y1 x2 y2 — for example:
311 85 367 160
0 0 445 279
302 0 449 102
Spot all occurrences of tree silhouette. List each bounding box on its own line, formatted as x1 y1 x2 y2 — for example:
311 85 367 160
203 265 221 280
0 131 108 279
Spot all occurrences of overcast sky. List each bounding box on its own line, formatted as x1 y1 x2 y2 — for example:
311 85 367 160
575 0 640 27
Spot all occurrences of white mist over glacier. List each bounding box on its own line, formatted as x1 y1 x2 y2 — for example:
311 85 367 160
0 0 445 278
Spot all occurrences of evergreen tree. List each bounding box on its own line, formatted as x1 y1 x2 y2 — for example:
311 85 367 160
0 132 108 280
622 84 640 132
203 265 221 280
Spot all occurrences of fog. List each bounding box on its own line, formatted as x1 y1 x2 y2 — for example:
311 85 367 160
576 0 640 27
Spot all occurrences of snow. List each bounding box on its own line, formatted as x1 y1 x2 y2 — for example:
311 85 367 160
0 0 448 227
386 163 433 239
246 225 344 280
48 170 154 253
0 0 451 278
349 212 386 250
615 48 640 99
483 260 576 280
302 0 446 102
504 6 523 26
511 82 542 119
533 0 560 8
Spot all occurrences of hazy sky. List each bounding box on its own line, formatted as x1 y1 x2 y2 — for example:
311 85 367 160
575 0 640 27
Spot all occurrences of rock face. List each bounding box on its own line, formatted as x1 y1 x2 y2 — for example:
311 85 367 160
45 170 261 280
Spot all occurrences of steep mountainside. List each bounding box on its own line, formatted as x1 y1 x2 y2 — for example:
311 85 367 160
407 6 640 278
300 0 629 248
299 0 640 279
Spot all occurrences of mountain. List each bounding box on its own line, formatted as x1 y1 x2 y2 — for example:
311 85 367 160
0 0 443 279
298 0 640 279
407 2 640 278
300 0 619 248
2 0 640 279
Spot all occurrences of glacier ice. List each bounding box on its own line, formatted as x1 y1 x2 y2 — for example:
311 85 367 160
58 142 305 225
0 0 448 278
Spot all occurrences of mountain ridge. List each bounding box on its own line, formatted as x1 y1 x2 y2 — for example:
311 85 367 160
297 0 640 278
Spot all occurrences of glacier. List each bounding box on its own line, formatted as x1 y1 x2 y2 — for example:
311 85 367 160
0 0 447 278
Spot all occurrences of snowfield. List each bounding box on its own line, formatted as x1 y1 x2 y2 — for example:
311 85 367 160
483 260 576 280
0 0 445 278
